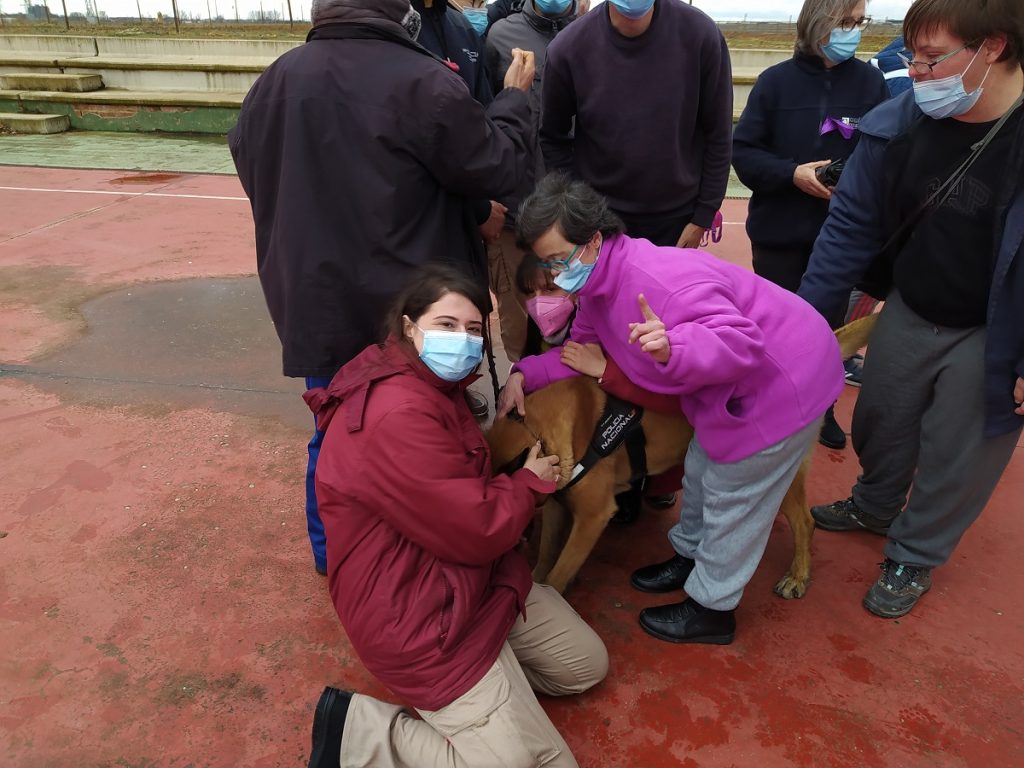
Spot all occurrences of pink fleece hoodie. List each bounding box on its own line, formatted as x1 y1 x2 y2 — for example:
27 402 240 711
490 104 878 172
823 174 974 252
512 234 845 463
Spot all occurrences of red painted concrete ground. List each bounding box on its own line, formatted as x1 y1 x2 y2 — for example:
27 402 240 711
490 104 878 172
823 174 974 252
1 166 1022 768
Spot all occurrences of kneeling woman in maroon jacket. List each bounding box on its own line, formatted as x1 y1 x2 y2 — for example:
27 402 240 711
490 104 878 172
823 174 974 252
303 265 608 768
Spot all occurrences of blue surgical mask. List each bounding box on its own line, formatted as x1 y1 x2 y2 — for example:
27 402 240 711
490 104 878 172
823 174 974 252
553 242 599 294
823 27 861 64
534 0 572 15
608 0 654 21
913 47 991 120
415 325 484 382
462 8 488 36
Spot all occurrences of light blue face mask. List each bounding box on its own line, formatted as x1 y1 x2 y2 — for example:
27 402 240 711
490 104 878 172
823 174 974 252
552 242 598 294
823 27 862 64
913 47 991 120
534 0 573 15
462 8 489 37
608 0 655 21
415 325 484 382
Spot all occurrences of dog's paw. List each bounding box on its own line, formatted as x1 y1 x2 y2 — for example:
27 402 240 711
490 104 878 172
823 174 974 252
773 572 810 600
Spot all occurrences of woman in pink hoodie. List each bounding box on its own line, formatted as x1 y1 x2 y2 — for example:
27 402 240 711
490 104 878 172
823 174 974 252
498 174 845 644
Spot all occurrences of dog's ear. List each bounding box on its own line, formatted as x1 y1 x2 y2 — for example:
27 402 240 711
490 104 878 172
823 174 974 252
494 447 531 477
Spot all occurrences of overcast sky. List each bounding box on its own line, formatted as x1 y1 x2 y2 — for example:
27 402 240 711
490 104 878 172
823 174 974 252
12 0 916 25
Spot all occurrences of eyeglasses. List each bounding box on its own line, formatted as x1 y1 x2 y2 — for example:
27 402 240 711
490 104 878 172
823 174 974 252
837 15 871 32
545 243 586 274
897 42 974 75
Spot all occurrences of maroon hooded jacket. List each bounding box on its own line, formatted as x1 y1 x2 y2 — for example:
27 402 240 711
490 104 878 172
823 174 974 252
305 339 554 711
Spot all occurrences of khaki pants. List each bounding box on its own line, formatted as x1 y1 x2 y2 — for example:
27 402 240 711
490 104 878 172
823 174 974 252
339 583 608 768
487 229 530 363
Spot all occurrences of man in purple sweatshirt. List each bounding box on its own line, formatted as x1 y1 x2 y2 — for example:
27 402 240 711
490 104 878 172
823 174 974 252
540 0 733 249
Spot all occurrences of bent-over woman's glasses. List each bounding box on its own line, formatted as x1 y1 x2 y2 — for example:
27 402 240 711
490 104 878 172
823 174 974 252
545 243 585 274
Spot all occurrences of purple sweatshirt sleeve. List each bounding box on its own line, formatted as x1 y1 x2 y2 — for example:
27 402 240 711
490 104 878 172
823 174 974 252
660 282 766 390
692 31 734 230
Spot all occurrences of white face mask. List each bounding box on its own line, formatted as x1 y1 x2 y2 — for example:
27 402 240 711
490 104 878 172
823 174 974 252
913 46 992 120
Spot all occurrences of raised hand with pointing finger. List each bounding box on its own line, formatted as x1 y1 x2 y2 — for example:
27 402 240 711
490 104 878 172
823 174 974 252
628 294 671 364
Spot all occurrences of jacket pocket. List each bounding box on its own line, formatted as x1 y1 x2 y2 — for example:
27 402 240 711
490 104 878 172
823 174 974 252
418 659 562 767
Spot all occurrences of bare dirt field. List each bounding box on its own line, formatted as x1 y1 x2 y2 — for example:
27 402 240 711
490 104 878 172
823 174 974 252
2 18 902 51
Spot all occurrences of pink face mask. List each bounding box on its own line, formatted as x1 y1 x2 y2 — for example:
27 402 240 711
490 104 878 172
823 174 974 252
526 295 574 338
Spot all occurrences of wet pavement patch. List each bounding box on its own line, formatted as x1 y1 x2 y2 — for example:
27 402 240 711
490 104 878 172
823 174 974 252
2 276 308 430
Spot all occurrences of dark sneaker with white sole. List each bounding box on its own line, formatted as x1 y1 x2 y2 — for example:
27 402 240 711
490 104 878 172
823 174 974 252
811 496 892 535
863 559 932 618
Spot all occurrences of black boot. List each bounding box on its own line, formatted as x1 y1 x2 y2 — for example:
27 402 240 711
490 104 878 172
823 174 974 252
818 405 847 449
630 553 695 593
639 597 736 645
612 482 644 524
308 687 352 768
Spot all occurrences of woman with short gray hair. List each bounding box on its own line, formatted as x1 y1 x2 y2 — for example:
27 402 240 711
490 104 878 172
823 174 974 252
498 173 847 646
733 0 889 449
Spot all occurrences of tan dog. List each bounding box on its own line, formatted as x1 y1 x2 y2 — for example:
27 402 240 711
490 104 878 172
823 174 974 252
487 315 877 597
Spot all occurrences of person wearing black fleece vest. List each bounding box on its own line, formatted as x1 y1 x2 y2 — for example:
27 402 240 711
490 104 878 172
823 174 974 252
733 34 887 292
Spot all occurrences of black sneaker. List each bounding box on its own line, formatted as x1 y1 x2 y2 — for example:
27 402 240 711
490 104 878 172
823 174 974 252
844 356 864 387
612 484 643 525
465 390 489 420
811 497 892 535
863 559 932 619
308 687 352 768
818 406 847 449
645 492 678 509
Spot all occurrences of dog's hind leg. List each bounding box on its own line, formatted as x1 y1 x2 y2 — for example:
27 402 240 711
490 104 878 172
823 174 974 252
774 459 814 599
533 499 569 584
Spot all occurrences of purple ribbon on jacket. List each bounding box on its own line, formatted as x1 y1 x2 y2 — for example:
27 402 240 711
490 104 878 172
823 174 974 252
820 117 857 140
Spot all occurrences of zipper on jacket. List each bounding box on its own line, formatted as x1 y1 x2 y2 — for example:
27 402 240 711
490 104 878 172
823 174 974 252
438 571 454 648
812 70 832 155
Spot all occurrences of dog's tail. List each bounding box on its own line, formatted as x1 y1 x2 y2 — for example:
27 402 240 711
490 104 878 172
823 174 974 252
486 416 541 475
835 313 878 359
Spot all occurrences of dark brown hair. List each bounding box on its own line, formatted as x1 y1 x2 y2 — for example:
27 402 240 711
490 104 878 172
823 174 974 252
904 0 1024 67
385 263 491 348
514 253 557 296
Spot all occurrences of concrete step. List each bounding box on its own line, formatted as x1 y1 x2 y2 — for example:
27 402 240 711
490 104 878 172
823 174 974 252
0 88 243 133
0 112 70 134
0 73 104 92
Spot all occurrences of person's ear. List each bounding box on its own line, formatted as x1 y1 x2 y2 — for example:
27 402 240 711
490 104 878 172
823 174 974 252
402 314 417 342
983 35 1008 65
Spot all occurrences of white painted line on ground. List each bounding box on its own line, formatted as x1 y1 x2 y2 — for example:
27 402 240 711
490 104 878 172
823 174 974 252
0 185 247 202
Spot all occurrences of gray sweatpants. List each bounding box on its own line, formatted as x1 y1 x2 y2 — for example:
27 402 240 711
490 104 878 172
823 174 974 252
851 291 1021 568
668 418 821 611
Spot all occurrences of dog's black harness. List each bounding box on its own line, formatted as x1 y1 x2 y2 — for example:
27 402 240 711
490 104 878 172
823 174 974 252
564 395 647 489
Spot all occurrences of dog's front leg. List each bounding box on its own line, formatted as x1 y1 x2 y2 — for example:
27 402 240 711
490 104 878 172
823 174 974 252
533 498 568 584
544 480 619 593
